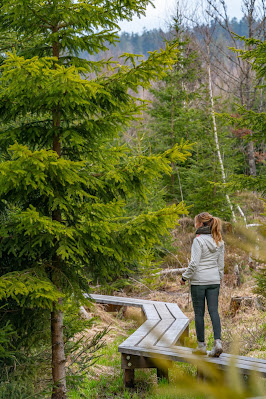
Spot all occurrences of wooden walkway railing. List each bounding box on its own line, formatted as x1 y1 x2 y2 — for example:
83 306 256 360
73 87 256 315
88 294 266 387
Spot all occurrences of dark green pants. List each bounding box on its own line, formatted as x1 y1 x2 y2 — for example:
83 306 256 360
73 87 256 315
190 284 221 342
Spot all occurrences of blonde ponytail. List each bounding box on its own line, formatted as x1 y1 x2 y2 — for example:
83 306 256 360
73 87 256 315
211 216 222 245
195 212 223 245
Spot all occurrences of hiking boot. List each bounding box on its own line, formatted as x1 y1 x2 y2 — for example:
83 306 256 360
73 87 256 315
208 339 223 357
192 342 207 355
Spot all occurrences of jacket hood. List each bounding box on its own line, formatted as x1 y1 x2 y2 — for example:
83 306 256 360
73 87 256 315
198 234 223 253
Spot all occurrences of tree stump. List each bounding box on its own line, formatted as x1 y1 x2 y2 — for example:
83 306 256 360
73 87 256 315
230 296 254 315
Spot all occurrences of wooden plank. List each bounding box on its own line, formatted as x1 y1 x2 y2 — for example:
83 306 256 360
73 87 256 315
118 346 266 376
221 353 266 365
154 303 175 319
88 294 144 307
123 369 134 387
120 344 266 368
121 353 160 369
142 304 160 320
151 346 266 371
165 302 189 320
89 294 188 324
138 319 174 348
120 347 266 376
216 355 266 370
119 319 159 349
155 319 189 347
90 293 165 306
90 295 188 322
88 293 265 378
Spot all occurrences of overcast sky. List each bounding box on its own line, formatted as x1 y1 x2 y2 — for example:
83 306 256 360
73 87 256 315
119 0 243 33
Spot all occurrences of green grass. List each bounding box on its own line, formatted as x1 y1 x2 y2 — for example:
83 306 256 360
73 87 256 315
68 327 204 399
68 319 265 399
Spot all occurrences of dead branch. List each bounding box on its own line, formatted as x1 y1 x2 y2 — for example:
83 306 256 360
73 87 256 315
155 268 187 276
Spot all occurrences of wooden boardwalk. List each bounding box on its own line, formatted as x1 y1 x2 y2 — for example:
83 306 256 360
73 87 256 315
88 294 266 387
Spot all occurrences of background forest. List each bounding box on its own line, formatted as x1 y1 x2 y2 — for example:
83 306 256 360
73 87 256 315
0 0 265 398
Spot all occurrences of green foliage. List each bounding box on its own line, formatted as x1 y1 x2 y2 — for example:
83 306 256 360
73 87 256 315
254 202 266 298
219 106 266 144
0 141 189 283
217 174 266 195
254 268 266 298
64 301 109 389
0 322 16 360
230 35 266 80
0 0 153 59
142 33 239 219
0 299 110 399
0 270 62 310
0 1 192 394
84 19 254 63
66 320 266 399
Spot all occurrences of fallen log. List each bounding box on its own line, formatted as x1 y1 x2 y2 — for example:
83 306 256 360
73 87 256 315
155 268 187 276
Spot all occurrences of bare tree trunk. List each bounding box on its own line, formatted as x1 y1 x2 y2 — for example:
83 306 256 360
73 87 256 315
176 166 184 202
51 300 67 399
206 40 236 222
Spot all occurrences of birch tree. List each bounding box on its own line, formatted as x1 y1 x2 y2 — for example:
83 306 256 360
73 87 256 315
206 0 266 176
0 1 193 398
205 27 237 221
181 1 237 220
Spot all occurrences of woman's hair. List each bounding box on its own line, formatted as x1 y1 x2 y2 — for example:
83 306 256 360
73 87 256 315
195 212 222 245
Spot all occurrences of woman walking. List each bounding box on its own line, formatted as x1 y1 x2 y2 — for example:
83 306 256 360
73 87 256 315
180 212 224 357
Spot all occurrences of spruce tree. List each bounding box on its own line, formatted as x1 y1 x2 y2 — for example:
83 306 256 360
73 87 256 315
0 1 192 397
146 31 240 218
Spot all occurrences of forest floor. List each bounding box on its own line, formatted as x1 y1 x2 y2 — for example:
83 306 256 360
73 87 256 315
69 195 266 398
69 278 265 399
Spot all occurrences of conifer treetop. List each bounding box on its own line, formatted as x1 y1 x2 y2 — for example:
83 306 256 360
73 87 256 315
0 0 154 61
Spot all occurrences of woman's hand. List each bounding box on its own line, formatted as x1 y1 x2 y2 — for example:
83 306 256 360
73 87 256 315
180 278 186 285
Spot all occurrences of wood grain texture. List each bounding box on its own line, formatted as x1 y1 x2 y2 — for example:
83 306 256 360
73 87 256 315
155 319 189 347
119 319 159 349
154 303 175 319
166 302 189 320
142 304 160 320
138 319 175 348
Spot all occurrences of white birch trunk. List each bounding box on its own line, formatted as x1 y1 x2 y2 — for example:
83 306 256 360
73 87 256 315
207 42 236 222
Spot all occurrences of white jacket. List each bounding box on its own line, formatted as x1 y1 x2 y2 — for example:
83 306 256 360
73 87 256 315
182 234 224 285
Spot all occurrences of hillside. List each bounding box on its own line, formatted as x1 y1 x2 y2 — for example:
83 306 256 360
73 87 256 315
81 17 252 61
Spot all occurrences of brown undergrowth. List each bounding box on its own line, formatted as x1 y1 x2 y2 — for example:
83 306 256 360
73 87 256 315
91 214 265 359
83 210 265 398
